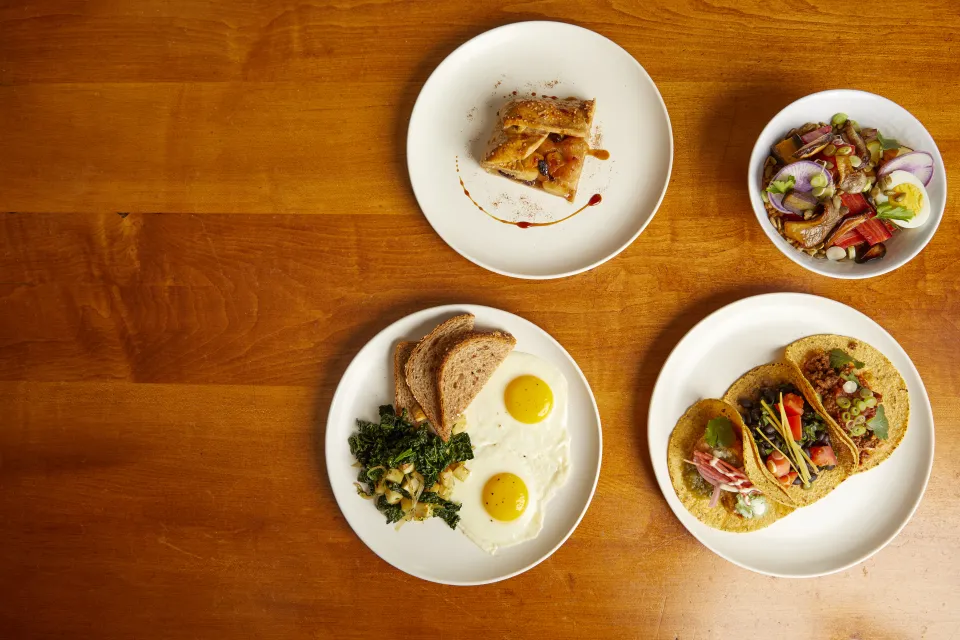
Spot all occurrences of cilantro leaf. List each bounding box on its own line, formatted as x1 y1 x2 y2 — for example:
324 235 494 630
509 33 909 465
876 202 916 221
829 349 865 370
705 416 735 448
877 131 901 151
868 404 889 440
766 175 796 195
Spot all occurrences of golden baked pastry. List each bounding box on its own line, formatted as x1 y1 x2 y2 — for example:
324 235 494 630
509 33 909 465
480 97 596 202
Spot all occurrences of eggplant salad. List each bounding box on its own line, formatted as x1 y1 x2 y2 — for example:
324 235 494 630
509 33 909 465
762 112 934 263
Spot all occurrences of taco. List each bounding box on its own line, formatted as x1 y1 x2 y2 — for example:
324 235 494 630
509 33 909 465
723 363 857 507
784 335 909 473
667 399 793 532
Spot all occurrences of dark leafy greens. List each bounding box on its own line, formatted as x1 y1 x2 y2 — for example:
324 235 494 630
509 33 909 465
349 405 473 528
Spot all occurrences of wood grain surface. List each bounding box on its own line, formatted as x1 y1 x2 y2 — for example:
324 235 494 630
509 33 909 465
2 1 959 638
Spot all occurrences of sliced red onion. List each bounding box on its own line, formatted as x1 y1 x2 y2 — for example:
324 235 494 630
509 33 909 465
709 484 721 508
877 151 934 186
767 161 833 214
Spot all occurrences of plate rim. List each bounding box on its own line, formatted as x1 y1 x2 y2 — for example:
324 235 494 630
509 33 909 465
747 88 948 280
324 303 603 585
647 291 935 577
405 20 675 280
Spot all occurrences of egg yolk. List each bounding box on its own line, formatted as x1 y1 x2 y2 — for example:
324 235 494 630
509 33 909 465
482 473 528 521
504 375 553 424
891 183 924 214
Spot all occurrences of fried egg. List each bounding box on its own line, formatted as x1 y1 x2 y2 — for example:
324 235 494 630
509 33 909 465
452 351 571 554
875 170 931 229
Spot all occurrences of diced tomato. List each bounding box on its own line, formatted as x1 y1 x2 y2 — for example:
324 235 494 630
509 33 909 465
838 192 875 217
809 445 838 467
787 414 802 440
857 218 893 246
781 393 805 417
832 228 866 249
777 471 798 486
766 451 791 477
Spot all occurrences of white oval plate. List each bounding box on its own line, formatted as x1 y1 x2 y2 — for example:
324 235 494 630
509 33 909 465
407 21 673 279
649 293 934 577
326 304 602 584
748 89 947 279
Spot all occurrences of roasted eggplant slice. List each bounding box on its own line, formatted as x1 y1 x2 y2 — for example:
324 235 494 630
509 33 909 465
783 198 842 248
856 242 887 263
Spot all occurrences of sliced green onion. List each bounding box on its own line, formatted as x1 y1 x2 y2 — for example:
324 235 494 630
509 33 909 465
850 156 862 168
837 397 852 409
856 399 867 412
836 146 853 156
812 186 827 198
865 397 878 408
841 410 852 422
761 191 769 203
851 120 861 132
832 113 849 126
859 387 873 398
810 173 828 188
824 144 838 156
850 425 866 436
851 406 861 417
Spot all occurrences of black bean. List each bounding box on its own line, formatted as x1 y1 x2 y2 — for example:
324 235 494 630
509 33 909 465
762 389 776 405
751 408 763 424
808 473 818 483
763 425 775 436
739 398 753 409
792 476 802 485
815 436 828 447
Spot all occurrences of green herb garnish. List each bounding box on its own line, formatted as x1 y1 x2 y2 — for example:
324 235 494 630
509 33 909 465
829 348 865 370
877 131 901 151
876 202 916 221
868 404 889 440
704 416 735 448
766 175 796 195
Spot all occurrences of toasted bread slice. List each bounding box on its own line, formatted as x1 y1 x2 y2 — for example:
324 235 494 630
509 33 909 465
394 341 426 423
404 313 475 436
438 330 516 437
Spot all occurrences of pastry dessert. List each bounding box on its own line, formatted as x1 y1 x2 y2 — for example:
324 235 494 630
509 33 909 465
481 98 596 202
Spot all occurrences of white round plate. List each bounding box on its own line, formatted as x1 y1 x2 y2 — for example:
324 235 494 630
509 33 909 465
326 304 602 584
649 293 934 577
407 21 673 279
748 89 946 279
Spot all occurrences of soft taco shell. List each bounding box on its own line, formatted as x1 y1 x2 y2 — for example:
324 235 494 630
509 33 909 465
784 335 909 473
667 398 793 532
721 363 857 507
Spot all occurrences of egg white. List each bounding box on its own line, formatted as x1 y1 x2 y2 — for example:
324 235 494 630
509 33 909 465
876 169 931 229
453 351 572 554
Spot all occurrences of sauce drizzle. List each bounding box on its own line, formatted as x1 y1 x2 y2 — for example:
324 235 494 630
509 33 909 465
456 157 601 229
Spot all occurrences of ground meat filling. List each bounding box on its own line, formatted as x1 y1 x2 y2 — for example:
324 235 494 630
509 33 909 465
802 353 880 464
803 353 842 414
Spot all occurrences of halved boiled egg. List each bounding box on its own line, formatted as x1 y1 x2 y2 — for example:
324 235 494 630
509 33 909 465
875 170 930 229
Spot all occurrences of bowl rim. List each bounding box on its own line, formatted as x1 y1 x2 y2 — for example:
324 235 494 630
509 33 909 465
747 88 946 280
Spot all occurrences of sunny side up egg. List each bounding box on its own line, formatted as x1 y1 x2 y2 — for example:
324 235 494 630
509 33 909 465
451 351 571 554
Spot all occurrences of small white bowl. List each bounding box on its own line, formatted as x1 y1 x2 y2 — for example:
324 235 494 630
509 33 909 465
748 89 946 279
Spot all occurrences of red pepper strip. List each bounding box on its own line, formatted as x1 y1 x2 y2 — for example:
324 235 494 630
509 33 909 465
839 192 875 217
832 228 867 249
857 218 893 246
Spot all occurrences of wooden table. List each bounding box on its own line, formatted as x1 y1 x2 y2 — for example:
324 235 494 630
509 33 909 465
2 2 958 638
